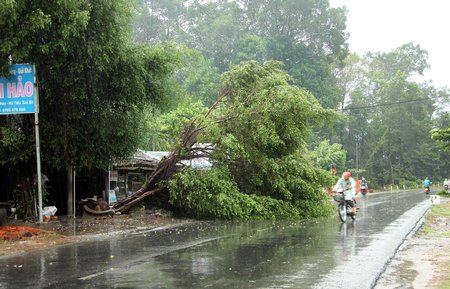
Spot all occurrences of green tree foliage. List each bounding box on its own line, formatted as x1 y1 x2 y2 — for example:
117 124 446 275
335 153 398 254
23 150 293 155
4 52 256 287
169 62 335 220
246 0 348 108
309 140 347 172
150 99 207 151
133 0 348 108
431 128 450 152
430 110 450 175
0 116 30 165
174 49 221 107
0 1 182 171
335 44 448 184
169 167 301 220
133 0 187 43
232 35 267 65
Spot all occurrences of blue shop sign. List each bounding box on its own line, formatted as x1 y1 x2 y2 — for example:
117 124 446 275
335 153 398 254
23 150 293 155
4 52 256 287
0 63 36 115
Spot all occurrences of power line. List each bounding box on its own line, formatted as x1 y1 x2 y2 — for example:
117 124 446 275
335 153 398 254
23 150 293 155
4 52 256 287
340 97 431 111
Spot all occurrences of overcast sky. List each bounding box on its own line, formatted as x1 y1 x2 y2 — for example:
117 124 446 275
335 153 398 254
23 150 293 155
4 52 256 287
329 0 450 89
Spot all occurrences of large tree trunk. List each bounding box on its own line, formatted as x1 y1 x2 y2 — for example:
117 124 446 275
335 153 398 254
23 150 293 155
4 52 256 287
112 153 179 213
111 89 228 214
112 123 200 213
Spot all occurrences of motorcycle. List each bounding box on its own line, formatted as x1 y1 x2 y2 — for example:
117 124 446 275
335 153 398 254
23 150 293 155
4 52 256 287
424 186 430 194
332 188 356 222
360 183 368 195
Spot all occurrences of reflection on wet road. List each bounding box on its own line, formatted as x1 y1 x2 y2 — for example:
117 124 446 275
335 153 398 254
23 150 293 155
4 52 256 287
0 191 429 289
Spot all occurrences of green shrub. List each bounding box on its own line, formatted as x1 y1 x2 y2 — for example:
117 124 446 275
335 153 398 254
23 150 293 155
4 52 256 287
437 190 450 197
399 179 420 189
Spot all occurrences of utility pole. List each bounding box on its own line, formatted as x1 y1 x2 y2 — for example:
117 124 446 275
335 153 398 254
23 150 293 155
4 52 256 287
356 142 359 179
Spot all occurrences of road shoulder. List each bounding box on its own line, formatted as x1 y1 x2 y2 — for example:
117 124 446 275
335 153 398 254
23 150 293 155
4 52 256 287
374 197 450 289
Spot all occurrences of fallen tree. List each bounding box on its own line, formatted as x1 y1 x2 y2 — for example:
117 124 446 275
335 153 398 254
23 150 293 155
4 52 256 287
112 88 228 214
112 61 336 219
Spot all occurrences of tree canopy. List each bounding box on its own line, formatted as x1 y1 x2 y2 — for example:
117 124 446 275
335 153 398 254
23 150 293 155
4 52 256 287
0 0 181 170
168 61 336 219
432 128 450 152
334 44 450 185
133 0 349 108
0 0 185 215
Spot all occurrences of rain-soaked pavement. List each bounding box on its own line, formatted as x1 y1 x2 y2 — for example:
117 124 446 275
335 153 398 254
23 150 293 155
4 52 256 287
0 191 429 289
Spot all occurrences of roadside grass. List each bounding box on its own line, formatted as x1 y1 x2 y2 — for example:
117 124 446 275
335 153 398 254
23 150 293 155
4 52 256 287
436 190 450 198
428 200 450 217
419 200 450 237
438 263 450 289
418 199 450 289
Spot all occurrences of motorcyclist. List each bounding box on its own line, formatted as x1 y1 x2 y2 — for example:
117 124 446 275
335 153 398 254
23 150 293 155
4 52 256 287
360 177 368 194
423 177 432 193
333 172 357 214
444 178 450 191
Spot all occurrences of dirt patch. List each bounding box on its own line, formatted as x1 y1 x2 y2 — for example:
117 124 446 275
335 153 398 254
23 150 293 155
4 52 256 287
374 197 450 289
0 211 187 257
0 226 54 241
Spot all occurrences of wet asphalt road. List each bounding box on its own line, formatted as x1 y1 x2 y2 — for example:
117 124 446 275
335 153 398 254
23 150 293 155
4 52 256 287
0 190 429 289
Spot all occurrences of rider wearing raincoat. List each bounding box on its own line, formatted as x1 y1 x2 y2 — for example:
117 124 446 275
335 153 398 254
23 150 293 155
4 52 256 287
333 172 357 214
423 177 431 188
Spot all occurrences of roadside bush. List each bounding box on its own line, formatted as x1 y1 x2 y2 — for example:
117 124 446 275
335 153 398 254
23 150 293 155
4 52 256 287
399 180 419 189
436 190 450 197
295 198 334 219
